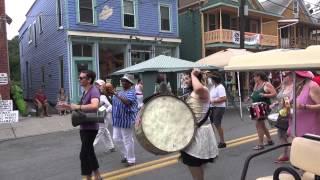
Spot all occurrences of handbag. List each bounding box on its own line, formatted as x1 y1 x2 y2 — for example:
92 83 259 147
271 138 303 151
275 114 289 130
71 110 105 127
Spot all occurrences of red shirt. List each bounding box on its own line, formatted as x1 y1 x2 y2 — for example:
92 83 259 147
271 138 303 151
313 76 320 86
35 93 47 103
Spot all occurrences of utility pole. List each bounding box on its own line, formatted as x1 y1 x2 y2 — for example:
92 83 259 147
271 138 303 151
0 0 10 100
239 0 246 49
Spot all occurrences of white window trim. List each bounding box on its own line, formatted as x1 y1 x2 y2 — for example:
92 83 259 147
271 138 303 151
33 21 37 46
78 0 95 25
38 14 43 34
28 25 33 44
56 0 64 29
122 0 137 29
293 0 299 15
159 3 172 32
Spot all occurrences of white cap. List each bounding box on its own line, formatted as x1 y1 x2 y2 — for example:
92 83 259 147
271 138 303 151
95 79 105 86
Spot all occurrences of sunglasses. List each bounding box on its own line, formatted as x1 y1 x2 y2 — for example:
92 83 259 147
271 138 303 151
78 76 87 80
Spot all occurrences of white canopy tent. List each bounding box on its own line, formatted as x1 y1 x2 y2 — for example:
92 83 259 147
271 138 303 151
225 45 320 136
198 48 253 119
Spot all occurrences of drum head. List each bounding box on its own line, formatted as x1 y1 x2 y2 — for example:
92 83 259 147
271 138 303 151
268 113 279 122
139 95 196 153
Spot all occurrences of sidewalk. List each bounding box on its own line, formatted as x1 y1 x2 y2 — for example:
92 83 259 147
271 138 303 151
0 114 78 142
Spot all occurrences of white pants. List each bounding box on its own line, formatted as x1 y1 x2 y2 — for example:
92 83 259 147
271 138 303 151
113 127 136 163
93 119 114 150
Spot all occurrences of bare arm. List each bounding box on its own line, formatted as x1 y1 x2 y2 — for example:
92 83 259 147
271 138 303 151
305 83 320 111
69 98 99 111
262 82 277 98
191 69 209 101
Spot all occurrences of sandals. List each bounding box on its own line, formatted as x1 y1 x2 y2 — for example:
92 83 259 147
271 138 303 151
263 140 274 146
252 145 264 150
274 156 289 163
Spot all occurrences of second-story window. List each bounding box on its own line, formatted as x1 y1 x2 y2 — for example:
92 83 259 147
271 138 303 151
33 22 37 46
160 5 170 31
56 0 63 28
123 0 135 28
79 0 94 24
293 0 299 15
28 25 33 44
38 14 43 33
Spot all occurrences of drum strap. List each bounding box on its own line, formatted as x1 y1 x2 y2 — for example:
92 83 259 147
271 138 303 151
196 108 212 128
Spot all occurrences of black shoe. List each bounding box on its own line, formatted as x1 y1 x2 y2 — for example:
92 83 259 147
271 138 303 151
121 158 127 163
218 142 227 148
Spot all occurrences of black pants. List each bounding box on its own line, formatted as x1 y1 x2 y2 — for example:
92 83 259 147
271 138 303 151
80 130 99 176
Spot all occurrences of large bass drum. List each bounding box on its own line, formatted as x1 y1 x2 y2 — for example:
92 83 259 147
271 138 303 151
135 95 196 155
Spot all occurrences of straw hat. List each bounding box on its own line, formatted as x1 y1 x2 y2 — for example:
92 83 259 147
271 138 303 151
95 79 105 86
121 74 135 85
295 71 314 79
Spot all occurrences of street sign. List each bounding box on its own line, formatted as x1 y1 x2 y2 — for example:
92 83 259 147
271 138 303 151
0 111 19 123
0 73 8 85
0 100 13 111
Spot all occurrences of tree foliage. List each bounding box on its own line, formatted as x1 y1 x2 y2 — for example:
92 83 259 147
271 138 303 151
8 35 20 82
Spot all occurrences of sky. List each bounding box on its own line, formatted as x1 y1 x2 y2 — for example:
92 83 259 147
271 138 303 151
4 0 320 40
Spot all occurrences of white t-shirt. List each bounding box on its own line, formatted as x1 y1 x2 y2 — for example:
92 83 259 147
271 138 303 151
209 84 226 107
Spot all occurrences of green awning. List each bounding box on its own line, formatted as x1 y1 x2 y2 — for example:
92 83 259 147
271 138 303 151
112 55 219 75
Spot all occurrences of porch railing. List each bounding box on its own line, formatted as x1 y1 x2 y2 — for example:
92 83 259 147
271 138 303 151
204 29 279 47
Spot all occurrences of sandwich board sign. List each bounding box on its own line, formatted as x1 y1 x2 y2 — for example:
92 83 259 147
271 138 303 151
0 111 19 123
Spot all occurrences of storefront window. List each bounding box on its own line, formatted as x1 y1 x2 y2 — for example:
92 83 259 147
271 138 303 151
155 46 174 57
99 44 125 80
72 43 93 57
131 45 151 65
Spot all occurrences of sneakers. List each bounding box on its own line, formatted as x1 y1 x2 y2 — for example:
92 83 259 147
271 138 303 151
125 162 135 167
218 142 227 148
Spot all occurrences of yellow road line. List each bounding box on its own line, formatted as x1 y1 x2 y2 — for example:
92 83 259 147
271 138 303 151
97 130 278 179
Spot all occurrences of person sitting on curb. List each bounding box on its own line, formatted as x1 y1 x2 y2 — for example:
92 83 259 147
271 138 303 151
34 88 50 117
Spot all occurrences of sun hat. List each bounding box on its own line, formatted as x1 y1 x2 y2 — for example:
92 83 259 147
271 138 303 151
95 79 105 86
295 71 314 79
121 74 135 85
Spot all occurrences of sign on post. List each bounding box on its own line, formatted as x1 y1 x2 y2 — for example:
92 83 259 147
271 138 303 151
0 111 19 123
0 100 13 112
0 73 8 85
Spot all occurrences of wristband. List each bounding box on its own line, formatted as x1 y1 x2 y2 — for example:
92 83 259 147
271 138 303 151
79 105 82 110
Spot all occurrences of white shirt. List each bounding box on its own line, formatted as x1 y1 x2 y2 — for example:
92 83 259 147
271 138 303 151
209 84 226 107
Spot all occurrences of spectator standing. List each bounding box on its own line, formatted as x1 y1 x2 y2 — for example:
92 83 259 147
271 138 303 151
63 70 102 180
111 74 138 166
93 80 115 153
209 74 227 148
270 71 293 163
135 79 143 109
292 71 320 137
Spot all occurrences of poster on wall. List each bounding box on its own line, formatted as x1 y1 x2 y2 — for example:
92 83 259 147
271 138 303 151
0 111 19 123
99 5 113 20
0 100 13 112
0 73 8 85
232 31 260 45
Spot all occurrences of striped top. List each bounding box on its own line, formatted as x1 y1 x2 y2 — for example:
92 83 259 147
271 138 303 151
112 88 138 128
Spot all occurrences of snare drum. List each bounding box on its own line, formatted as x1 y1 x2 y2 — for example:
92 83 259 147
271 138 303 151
135 95 196 155
249 102 270 120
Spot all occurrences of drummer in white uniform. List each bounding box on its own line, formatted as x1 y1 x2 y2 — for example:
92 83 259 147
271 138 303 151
181 69 219 180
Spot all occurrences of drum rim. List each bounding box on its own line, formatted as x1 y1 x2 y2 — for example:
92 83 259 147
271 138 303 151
138 94 197 153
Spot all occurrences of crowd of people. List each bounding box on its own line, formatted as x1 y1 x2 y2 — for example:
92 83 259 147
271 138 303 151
51 68 320 180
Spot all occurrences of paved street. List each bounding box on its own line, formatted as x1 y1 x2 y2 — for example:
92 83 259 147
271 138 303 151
0 108 288 180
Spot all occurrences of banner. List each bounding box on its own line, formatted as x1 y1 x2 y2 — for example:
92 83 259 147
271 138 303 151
232 31 260 45
0 100 13 112
0 111 19 123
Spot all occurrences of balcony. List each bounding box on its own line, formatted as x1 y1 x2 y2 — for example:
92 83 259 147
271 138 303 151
204 29 278 47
